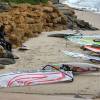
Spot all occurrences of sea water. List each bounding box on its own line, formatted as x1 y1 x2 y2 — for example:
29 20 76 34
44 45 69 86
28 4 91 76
60 0 100 13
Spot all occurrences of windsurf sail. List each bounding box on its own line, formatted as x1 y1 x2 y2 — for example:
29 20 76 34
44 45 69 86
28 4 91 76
67 37 100 46
62 50 100 62
84 45 100 53
0 66 73 88
51 63 100 74
65 34 100 39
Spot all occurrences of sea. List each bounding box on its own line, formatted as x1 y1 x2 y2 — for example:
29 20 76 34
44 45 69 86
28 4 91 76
60 0 100 14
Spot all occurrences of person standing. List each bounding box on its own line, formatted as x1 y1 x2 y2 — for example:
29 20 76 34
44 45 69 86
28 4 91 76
0 24 12 52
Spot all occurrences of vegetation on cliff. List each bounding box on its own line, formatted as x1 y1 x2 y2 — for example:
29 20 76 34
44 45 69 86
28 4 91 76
0 0 49 4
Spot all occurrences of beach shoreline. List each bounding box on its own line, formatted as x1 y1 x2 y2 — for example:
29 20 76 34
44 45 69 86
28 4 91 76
61 0 100 14
0 9 100 100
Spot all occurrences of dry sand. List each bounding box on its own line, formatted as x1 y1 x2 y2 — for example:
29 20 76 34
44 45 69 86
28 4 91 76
0 10 100 100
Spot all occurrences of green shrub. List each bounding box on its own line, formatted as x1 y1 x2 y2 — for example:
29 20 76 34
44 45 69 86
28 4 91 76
1 0 49 4
40 0 48 3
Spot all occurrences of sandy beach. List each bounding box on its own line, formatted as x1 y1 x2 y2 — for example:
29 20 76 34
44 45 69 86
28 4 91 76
0 10 100 100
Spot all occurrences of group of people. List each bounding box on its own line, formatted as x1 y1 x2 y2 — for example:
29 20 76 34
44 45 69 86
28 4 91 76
0 24 12 52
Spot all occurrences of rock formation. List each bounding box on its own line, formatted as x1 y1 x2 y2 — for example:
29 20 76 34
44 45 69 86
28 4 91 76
54 3 98 30
0 1 98 57
0 2 67 48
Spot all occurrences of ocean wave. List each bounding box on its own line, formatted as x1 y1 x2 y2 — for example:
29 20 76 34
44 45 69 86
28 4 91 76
61 0 100 13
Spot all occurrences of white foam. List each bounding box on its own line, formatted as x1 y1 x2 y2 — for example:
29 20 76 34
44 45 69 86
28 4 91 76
61 0 100 14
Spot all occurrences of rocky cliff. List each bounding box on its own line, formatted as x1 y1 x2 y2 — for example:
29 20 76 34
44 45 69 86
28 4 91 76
0 2 68 48
0 1 98 58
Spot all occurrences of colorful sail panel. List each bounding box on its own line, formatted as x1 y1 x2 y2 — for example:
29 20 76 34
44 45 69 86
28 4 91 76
0 68 73 88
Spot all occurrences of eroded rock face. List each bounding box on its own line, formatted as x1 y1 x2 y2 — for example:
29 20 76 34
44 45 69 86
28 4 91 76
0 2 98 48
55 3 98 30
0 3 67 47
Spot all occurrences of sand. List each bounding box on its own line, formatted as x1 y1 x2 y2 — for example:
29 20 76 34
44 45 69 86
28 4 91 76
0 10 100 100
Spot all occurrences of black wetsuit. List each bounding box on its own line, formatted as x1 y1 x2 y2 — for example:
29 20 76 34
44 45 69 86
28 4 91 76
0 31 12 52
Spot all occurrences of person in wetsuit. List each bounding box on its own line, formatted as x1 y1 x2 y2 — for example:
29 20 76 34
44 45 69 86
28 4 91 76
0 25 12 52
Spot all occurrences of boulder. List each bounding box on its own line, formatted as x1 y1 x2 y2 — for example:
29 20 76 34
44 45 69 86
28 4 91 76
55 3 98 30
0 64 5 69
0 2 11 12
0 58 15 65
